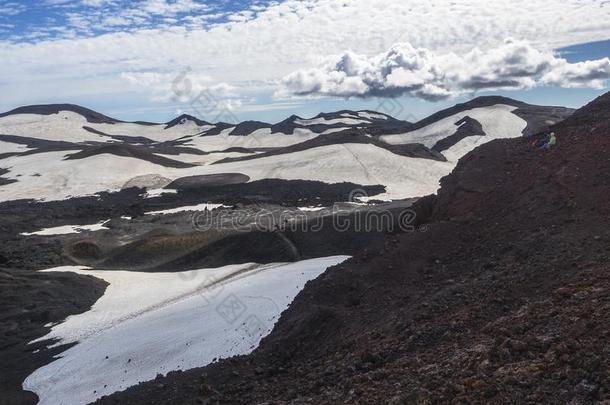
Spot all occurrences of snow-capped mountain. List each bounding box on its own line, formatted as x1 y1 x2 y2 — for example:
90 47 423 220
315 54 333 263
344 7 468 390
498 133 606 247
381 96 573 157
0 97 573 202
164 114 212 130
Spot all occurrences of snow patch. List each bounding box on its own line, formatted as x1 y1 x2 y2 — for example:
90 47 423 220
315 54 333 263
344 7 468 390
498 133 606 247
0 140 33 154
0 111 210 144
23 256 350 405
0 107 525 203
381 104 527 161
298 206 326 212
143 188 177 199
358 111 389 120
208 143 455 200
0 112 107 143
183 127 319 150
0 143 454 202
340 113 362 119
21 221 109 236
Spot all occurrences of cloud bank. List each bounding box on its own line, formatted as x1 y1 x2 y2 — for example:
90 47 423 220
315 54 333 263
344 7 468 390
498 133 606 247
279 40 610 101
0 0 609 115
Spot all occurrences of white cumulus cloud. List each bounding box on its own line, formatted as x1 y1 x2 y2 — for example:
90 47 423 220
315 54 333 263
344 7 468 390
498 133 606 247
542 58 610 89
278 40 610 100
120 69 239 105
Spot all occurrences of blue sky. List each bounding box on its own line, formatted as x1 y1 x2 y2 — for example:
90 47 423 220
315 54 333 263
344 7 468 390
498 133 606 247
0 1 276 41
0 0 609 124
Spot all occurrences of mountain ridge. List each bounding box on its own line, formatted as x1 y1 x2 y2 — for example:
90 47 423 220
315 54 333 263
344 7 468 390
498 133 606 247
0 95 568 133
0 95 578 202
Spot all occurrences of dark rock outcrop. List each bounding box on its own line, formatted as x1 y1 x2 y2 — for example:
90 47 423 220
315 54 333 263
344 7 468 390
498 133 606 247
432 116 485 152
164 114 211 129
0 104 122 125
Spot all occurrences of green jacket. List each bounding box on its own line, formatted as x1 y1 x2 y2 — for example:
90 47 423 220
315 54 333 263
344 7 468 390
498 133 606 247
548 133 557 147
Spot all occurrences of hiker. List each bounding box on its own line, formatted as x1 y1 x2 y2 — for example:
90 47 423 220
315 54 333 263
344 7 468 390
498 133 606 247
535 132 557 150
548 132 557 148
531 137 545 148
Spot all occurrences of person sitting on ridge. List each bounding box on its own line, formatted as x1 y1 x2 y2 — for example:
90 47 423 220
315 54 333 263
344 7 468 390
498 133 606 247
534 132 557 150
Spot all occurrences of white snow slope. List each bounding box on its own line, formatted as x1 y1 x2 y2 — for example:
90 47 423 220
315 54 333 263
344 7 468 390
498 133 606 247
0 112 206 143
0 144 454 201
0 110 354 147
381 104 526 149
0 104 528 202
24 256 349 405
357 111 389 120
0 140 32 154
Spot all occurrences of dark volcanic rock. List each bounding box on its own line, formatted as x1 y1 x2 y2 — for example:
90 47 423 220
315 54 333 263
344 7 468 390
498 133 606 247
73 201 410 272
214 130 446 164
202 122 235 136
432 116 485 152
513 105 575 136
0 133 208 164
0 168 16 186
270 115 303 135
0 268 107 405
269 111 414 135
164 114 211 129
229 121 271 136
0 104 121 124
82 126 156 144
0 179 386 270
0 134 80 155
64 144 197 168
166 173 251 190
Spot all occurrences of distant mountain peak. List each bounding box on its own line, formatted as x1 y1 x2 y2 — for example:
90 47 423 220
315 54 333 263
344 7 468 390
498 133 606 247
165 114 211 129
0 104 121 124
465 95 528 107
229 120 271 136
